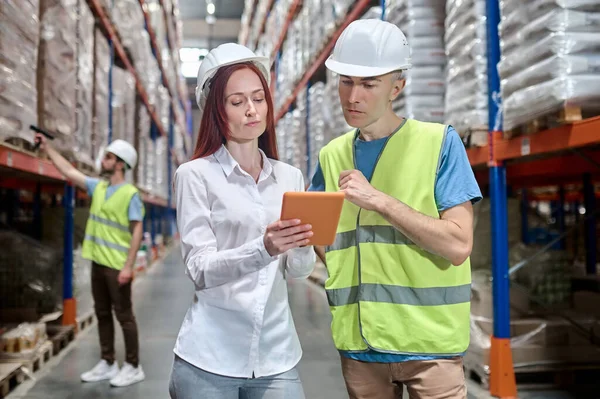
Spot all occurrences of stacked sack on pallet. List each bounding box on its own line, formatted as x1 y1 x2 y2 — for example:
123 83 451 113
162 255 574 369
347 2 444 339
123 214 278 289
92 28 110 165
38 0 77 156
499 0 600 131
0 0 40 145
444 0 489 139
75 0 94 167
136 104 152 193
385 1 447 124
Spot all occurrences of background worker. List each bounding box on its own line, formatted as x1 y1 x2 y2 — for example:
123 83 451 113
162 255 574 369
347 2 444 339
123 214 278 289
35 134 146 388
309 19 482 398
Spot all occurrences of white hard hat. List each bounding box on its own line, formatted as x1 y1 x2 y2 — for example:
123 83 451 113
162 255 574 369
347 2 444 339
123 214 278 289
105 139 137 169
195 43 271 112
325 19 412 77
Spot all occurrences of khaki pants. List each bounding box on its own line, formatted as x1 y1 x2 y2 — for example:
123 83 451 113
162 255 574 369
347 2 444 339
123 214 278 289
340 356 466 399
92 262 139 367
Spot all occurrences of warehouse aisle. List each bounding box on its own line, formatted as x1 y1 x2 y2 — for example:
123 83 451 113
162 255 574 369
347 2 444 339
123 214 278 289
9 247 349 399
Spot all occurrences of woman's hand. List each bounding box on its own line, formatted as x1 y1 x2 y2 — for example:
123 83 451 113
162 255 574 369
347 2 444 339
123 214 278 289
264 219 313 256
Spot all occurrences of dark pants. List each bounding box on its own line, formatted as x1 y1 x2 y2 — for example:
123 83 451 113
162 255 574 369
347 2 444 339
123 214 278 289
91 262 139 367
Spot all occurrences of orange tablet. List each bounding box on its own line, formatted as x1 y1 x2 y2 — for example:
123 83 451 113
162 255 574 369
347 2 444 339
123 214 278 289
280 191 345 246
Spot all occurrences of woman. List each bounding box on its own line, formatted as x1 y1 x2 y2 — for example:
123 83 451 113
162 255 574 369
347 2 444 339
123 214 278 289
169 43 315 399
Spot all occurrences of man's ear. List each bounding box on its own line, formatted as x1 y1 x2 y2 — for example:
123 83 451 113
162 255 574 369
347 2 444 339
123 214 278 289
390 78 406 102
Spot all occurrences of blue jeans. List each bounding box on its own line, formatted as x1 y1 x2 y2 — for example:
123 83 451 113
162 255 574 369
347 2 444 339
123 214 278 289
169 355 305 399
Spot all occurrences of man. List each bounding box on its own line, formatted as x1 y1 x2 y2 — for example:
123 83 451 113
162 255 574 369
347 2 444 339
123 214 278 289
309 19 482 398
36 134 146 387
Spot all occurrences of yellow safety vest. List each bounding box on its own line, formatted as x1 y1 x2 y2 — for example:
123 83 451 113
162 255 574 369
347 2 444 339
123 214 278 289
320 119 471 356
82 181 143 270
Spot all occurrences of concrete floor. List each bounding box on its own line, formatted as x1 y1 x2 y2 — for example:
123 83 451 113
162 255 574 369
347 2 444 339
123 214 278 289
7 247 598 399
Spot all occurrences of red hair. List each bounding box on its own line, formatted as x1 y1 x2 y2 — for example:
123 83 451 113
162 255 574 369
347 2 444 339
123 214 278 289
192 62 279 160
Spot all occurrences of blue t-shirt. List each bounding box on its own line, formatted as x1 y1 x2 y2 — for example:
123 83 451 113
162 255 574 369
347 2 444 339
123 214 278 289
308 123 482 363
85 178 144 222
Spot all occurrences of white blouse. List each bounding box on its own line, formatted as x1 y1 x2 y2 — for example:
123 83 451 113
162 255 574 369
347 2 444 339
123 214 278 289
173 145 316 378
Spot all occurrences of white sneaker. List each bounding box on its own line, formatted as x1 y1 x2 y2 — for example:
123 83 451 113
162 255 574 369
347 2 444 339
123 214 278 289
109 362 145 387
81 359 120 382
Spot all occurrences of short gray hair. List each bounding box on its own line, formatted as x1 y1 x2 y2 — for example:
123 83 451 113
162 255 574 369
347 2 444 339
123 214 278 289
392 70 405 81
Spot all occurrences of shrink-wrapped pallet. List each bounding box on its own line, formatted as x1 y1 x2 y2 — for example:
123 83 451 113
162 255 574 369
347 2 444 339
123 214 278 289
0 0 39 144
136 103 152 192
499 0 600 130
38 0 77 155
385 1 447 125
444 0 488 136
92 28 110 165
74 0 94 167
111 67 136 146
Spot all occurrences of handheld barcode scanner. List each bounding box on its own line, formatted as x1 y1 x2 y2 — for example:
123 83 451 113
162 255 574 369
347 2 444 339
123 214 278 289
30 124 55 151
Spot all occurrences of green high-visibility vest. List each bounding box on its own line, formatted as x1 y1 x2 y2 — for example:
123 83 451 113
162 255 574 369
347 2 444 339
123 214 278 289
82 181 143 270
320 119 471 356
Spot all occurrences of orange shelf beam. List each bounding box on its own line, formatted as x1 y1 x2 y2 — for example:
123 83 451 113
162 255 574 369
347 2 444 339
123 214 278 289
0 145 65 182
274 0 372 123
269 0 302 62
467 116 600 168
86 0 168 139
466 145 488 167
495 116 600 162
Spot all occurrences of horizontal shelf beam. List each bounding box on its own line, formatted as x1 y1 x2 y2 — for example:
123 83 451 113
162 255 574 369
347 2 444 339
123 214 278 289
0 145 65 181
274 0 371 123
467 116 600 169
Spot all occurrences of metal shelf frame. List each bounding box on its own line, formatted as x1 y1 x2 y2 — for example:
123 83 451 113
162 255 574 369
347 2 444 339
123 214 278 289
0 0 182 328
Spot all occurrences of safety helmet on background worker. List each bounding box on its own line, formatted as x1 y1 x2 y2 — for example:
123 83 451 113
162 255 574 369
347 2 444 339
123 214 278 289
325 19 412 77
195 43 271 114
105 139 138 169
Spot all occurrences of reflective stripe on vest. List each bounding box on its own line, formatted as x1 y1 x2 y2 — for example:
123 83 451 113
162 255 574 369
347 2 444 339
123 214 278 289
320 119 471 356
81 181 143 270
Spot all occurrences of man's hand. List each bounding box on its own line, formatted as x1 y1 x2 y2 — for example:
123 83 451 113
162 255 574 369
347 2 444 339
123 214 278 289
118 267 133 285
338 170 382 211
34 133 48 152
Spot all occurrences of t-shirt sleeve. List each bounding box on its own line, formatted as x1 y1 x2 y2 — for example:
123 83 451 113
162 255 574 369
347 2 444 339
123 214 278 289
85 177 100 197
307 161 326 192
127 192 145 222
435 127 483 212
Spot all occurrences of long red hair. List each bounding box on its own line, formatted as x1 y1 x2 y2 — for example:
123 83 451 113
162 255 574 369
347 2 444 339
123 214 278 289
192 62 279 160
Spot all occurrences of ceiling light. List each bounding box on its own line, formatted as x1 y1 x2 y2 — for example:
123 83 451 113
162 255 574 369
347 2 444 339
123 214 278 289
179 47 209 63
207 3 215 15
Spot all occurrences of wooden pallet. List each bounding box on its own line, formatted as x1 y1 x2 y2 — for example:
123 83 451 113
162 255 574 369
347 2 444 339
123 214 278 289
464 129 489 148
46 325 75 355
503 105 584 139
76 310 96 334
0 341 53 374
1 137 37 156
0 363 25 398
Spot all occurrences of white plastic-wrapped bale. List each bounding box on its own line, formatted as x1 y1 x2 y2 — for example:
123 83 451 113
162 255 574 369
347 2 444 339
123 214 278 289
499 0 600 131
74 0 94 167
38 0 77 155
155 135 169 199
136 103 151 191
444 0 488 136
92 28 110 165
308 82 326 176
385 0 447 125
111 67 136 167
0 0 39 144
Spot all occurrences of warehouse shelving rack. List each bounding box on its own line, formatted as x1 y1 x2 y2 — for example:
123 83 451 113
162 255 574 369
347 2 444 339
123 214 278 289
257 0 600 396
0 0 188 329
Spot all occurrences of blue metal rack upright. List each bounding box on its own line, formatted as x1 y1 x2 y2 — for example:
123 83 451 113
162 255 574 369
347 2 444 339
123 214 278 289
485 0 517 397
